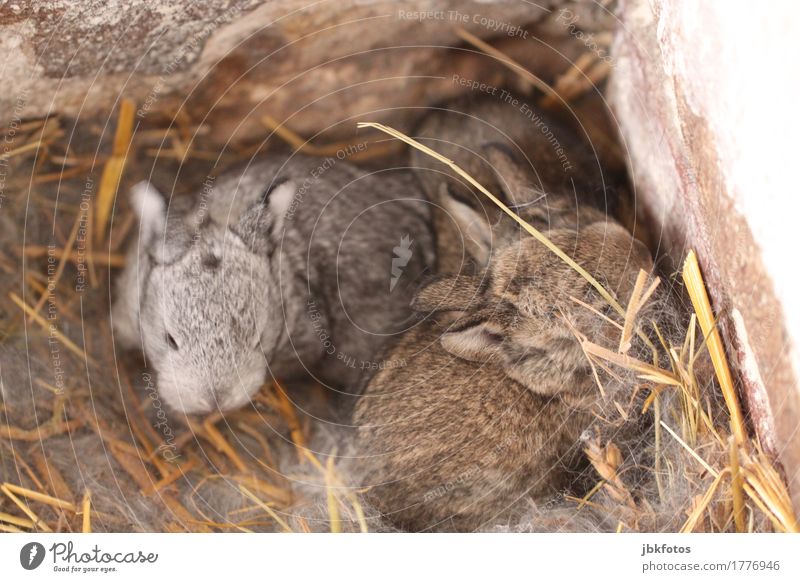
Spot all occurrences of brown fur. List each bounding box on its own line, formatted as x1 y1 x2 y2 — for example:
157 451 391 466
410 95 626 273
353 139 653 531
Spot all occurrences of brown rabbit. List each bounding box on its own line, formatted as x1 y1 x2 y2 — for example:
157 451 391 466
409 95 626 273
352 148 653 531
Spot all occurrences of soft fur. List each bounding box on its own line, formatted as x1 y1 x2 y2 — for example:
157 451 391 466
351 105 655 531
113 155 436 414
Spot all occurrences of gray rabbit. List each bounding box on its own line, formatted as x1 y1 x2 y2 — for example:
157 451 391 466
113 154 435 414
352 106 654 530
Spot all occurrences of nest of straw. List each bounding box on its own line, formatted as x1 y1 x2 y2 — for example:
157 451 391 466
0 30 796 534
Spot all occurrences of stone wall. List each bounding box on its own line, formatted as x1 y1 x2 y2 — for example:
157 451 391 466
1 0 565 142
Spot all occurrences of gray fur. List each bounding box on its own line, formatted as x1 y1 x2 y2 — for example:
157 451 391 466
113 155 435 414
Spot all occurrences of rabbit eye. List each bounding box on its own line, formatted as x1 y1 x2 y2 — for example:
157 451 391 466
166 333 179 351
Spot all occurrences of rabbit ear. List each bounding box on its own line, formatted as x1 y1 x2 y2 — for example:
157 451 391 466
233 179 295 254
440 316 504 363
260 178 295 234
441 184 493 266
412 274 485 313
131 181 166 243
482 143 545 208
131 181 195 264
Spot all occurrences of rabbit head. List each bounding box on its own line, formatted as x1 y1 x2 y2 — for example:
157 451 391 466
114 179 295 414
415 226 650 398
417 147 653 402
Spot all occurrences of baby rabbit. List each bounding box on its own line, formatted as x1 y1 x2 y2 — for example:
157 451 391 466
352 147 653 531
410 95 606 203
113 154 435 414
410 94 625 272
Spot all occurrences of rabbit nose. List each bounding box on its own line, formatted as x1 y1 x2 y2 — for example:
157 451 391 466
170 389 214 415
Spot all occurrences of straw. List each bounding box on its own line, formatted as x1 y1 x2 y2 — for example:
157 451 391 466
1 484 53 532
8 292 91 363
659 421 719 478
729 436 746 532
81 489 91 533
95 99 136 245
262 115 402 161
239 485 292 533
455 27 558 100
2 482 77 512
682 251 746 444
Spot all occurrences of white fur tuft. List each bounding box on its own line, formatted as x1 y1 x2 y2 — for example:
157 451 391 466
130 181 166 237
267 180 296 233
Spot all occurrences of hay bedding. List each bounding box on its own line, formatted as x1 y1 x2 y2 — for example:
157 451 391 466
0 33 797 535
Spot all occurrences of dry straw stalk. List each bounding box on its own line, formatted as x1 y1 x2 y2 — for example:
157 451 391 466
95 98 136 245
682 251 746 444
